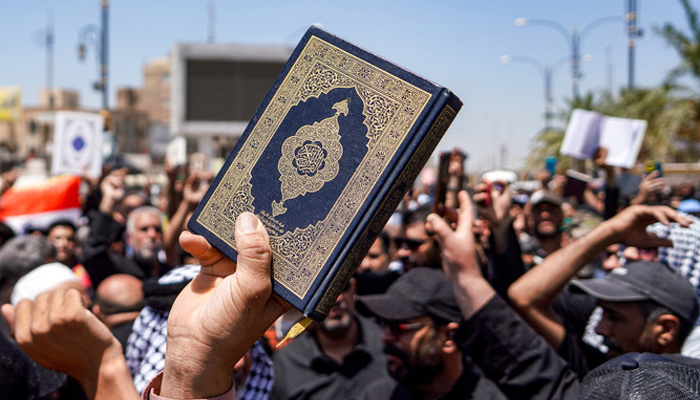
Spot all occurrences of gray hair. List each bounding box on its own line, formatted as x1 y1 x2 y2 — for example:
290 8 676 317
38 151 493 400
126 205 162 235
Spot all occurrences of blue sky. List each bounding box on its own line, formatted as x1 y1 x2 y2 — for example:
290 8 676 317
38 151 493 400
0 0 690 174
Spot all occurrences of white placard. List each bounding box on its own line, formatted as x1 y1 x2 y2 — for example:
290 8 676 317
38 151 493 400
166 135 187 167
51 111 104 178
560 109 647 169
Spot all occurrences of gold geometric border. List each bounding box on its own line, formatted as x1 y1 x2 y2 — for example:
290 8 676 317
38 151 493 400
196 35 431 298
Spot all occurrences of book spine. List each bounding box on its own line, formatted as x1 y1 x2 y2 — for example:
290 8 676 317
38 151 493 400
306 89 462 320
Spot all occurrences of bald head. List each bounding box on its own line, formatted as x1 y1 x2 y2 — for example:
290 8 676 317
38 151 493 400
95 274 143 317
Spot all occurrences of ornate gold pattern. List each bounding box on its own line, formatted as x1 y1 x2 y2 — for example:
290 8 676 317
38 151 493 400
316 105 459 315
196 35 431 299
272 100 347 217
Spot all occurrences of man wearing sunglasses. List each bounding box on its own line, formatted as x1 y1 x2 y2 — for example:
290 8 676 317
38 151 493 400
394 205 442 271
356 267 506 399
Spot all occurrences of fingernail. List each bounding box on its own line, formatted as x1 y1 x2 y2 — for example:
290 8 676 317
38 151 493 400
238 213 258 233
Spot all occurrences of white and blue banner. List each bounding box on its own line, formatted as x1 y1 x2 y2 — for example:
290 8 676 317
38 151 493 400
51 111 104 178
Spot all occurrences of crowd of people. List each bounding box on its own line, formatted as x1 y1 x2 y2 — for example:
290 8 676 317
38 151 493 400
2 148 700 400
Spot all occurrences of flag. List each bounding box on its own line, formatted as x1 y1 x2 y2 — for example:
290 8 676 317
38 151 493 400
0 174 82 234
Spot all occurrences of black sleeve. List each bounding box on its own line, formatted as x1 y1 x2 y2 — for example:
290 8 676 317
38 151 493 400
604 185 619 220
456 295 580 400
552 290 608 378
80 209 144 287
485 224 526 301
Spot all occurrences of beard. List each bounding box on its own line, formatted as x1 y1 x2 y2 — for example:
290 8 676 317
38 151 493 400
535 223 560 239
383 333 444 386
319 312 354 337
133 242 163 264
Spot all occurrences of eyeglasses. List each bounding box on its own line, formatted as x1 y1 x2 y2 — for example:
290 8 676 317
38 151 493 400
395 237 427 250
381 320 433 336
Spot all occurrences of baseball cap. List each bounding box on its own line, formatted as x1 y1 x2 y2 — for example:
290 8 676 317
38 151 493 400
571 260 700 324
356 267 462 323
579 352 700 399
529 190 563 207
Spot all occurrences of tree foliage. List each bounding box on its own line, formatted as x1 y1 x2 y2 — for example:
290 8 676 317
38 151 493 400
526 0 700 171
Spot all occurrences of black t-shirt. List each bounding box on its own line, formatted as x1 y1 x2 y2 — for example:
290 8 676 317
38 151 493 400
552 288 608 377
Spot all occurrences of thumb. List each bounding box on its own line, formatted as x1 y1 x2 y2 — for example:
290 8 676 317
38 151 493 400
234 213 272 286
1 303 15 336
427 213 452 247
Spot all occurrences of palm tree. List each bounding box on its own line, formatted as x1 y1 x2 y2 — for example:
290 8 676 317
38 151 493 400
654 0 700 160
655 0 700 93
598 86 693 162
525 92 597 171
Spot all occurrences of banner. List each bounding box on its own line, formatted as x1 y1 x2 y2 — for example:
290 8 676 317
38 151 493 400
0 86 22 121
51 111 104 179
0 174 82 234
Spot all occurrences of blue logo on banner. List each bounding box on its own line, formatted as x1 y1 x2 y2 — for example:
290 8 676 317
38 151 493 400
73 136 85 151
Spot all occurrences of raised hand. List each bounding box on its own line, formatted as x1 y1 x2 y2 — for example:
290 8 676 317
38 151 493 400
427 191 496 318
99 168 128 219
1 288 137 400
607 204 691 248
161 213 291 398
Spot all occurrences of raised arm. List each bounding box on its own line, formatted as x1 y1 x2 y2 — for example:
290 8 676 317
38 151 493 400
630 171 665 206
163 171 209 264
3 213 290 400
427 190 495 317
1 289 139 400
507 205 691 350
159 213 291 398
427 191 580 400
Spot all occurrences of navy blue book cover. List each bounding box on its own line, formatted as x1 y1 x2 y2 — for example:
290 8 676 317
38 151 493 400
188 26 462 319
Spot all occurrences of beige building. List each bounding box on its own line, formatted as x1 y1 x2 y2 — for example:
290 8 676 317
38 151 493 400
0 88 84 162
136 57 171 125
113 87 149 154
39 88 80 109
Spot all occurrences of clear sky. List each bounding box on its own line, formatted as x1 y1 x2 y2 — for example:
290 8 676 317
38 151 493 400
0 0 690 174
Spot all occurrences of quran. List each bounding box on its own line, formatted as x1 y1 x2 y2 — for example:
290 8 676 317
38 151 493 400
188 26 462 320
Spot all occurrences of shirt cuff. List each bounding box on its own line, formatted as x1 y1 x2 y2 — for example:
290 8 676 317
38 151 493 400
142 371 236 400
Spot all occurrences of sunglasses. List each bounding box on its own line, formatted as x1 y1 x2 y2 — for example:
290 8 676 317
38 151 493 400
380 320 433 336
395 237 427 250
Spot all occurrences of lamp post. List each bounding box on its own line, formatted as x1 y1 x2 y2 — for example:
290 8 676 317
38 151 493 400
515 15 621 100
500 54 568 131
77 0 109 114
626 0 640 90
37 10 55 109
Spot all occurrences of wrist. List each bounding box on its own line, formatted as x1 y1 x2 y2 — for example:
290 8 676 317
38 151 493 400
161 339 234 399
592 219 619 248
99 199 117 214
96 344 137 398
452 274 495 319
76 341 125 398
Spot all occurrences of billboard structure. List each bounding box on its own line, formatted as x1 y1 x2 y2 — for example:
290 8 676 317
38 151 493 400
170 43 292 140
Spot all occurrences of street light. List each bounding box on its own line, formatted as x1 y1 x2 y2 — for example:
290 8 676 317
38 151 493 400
626 0 641 90
77 0 109 115
515 15 622 100
36 10 55 109
500 54 568 131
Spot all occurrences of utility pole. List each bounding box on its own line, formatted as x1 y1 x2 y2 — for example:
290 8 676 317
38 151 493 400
46 10 55 109
627 0 639 90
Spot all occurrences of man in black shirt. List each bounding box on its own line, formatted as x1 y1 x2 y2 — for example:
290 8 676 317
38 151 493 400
508 204 697 376
357 267 506 400
272 278 388 400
